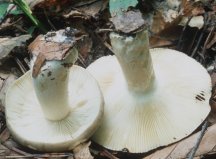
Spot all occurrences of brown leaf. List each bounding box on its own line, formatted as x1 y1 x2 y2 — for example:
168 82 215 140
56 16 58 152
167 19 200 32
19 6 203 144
28 35 73 61
0 128 10 143
29 29 80 77
0 73 17 108
110 10 146 33
73 142 93 159
32 53 46 78
78 0 108 17
144 124 216 159
0 35 31 64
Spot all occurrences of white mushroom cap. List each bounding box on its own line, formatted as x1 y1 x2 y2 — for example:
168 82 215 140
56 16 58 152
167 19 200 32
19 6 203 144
87 48 211 153
6 65 104 152
6 29 104 152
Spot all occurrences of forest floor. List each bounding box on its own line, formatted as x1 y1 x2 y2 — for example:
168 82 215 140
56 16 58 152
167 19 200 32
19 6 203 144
0 0 216 159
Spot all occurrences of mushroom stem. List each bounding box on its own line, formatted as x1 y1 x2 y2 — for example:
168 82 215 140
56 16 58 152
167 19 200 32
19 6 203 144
32 48 78 121
110 30 155 93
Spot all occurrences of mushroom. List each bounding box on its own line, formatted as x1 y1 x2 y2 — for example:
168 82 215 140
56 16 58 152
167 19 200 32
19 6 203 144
5 29 104 152
87 30 211 153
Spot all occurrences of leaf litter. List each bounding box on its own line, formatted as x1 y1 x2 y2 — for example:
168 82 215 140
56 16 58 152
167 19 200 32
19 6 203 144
0 0 216 159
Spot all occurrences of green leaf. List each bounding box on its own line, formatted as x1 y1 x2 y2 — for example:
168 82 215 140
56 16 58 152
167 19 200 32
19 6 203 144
0 2 9 20
13 0 47 33
27 26 36 35
109 0 138 16
10 6 23 15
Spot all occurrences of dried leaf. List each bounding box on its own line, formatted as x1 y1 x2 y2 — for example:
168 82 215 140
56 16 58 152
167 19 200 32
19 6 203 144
26 0 68 9
77 35 92 59
28 35 73 61
73 142 93 159
32 53 46 78
144 124 216 159
111 10 146 33
78 0 108 17
0 128 10 143
0 73 17 108
0 35 31 64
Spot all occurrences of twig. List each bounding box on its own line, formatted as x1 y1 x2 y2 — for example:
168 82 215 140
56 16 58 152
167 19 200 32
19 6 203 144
78 54 87 67
13 24 28 33
0 18 23 31
43 8 56 31
14 57 27 74
191 13 209 57
96 29 114 33
5 153 73 158
187 120 209 159
201 25 215 55
177 16 192 51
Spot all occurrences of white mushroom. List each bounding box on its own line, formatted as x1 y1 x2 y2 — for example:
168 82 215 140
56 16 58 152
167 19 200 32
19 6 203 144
5 29 104 152
87 30 211 153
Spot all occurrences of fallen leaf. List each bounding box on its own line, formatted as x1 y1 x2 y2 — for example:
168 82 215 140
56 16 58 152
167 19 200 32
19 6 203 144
28 29 79 60
77 0 108 17
29 29 81 77
73 141 93 159
111 10 146 33
144 124 216 159
0 72 17 108
76 35 92 59
0 35 31 65
0 128 10 143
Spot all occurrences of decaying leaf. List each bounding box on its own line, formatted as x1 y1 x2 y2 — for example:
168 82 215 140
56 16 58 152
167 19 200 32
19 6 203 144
111 10 146 33
73 142 93 159
28 29 83 77
0 72 17 108
28 35 73 61
75 0 108 18
0 35 31 65
144 124 216 159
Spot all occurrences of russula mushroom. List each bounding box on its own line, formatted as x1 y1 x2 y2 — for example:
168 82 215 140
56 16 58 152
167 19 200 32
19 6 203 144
87 30 211 153
5 29 104 152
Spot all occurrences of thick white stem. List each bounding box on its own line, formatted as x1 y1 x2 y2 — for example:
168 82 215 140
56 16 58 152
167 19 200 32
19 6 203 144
110 30 155 93
32 48 78 121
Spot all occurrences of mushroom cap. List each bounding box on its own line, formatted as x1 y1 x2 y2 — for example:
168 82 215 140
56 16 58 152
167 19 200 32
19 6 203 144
6 65 104 152
87 48 211 153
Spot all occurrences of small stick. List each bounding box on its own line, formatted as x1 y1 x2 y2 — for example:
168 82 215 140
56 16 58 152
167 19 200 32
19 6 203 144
201 26 215 55
14 57 27 74
187 120 209 159
43 9 56 31
96 29 113 33
5 153 73 158
177 16 192 50
191 13 209 57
